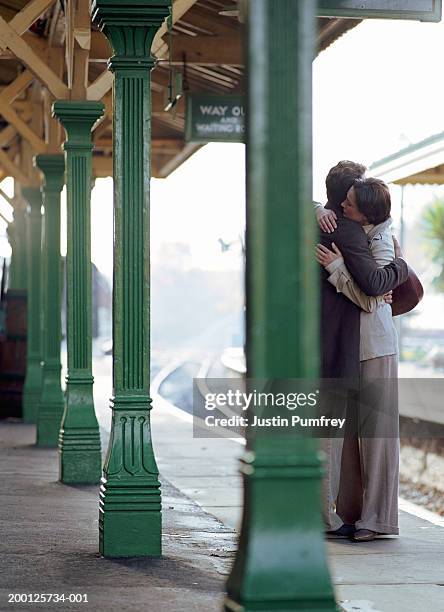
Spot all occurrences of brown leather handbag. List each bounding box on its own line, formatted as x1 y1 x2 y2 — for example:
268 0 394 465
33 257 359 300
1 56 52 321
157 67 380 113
391 266 424 316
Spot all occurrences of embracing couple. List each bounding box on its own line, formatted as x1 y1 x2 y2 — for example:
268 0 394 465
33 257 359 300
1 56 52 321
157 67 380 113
314 161 409 543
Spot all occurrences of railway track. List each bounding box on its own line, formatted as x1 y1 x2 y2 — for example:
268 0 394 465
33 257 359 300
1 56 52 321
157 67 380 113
153 350 444 518
151 351 245 443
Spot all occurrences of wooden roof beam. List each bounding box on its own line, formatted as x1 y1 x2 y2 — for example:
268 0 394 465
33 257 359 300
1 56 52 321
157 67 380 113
26 81 44 183
9 0 56 37
152 112 185 133
91 92 112 134
2 28 241 67
0 17 68 99
0 148 29 185
0 71 46 154
0 186 13 206
48 0 63 47
0 102 46 153
155 142 201 179
157 34 242 66
65 0 75 89
95 137 184 154
1 70 34 102
87 70 112 101
0 124 18 148
155 4 239 60
66 0 91 98
152 0 199 57
0 108 32 147
89 29 244 65
0 32 49 58
93 117 111 141
89 31 112 62
176 7 240 38
152 66 233 94
0 31 109 62
92 155 112 178
394 167 444 185
190 64 239 86
44 51 64 151
10 100 32 112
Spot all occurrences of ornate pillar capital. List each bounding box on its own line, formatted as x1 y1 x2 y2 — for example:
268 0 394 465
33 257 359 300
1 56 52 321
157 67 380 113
35 154 65 193
52 101 104 151
92 0 170 60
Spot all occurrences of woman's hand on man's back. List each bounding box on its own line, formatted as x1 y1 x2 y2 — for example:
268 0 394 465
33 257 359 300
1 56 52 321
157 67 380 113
317 208 338 233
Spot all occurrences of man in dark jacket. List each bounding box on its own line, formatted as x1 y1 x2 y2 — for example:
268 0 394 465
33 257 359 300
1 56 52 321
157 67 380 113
319 161 408 379
318 161 408 535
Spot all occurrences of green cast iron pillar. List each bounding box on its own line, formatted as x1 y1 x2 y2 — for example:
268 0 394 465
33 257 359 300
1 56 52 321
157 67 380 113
52 101 104 484
225 2 337 611
92 0 171 557
35 155 65 446
22 187 43 423
8 205 28 290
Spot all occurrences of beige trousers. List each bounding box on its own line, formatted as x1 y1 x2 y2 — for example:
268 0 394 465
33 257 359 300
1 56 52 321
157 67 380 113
323 354 399 535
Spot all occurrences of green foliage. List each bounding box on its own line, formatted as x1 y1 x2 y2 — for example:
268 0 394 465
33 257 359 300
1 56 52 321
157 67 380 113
423 199 444 291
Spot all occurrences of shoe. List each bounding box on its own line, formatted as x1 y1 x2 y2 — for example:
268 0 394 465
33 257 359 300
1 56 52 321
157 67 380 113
326 524 356 538
353 529 378 542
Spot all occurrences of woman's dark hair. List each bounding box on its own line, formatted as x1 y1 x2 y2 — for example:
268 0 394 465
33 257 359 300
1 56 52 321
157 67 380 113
353 177 391 225
325 160 366 209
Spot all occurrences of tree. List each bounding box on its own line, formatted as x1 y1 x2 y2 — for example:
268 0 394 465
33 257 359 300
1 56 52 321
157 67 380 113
423 198 444 291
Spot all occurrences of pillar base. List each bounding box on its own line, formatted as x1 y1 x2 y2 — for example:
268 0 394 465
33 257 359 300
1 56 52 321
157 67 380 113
22 362 42 423
58 428 102 484
224 597 337 612
22 389 40 423
99 398 162 557
58 378 101 483
225 449 337 612
36 400 64 447
99 477 162 558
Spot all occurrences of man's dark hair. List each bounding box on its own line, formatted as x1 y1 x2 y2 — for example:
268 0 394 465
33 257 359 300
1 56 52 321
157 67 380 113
353 177 391 225
326 160 366 209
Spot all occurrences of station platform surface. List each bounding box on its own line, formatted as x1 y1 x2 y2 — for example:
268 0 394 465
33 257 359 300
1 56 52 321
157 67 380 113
2 358 444 612
0 422 233 611
150 395 444 612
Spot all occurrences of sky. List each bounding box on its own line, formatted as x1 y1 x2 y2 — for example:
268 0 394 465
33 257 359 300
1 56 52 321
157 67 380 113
74 143 246 279
2 16 444 284
312 17 444 193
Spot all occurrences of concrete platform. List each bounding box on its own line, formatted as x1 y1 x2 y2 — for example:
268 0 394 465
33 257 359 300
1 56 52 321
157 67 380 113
0 422 234 612
2 354 444 611
101 357 444 611
149 399 444 612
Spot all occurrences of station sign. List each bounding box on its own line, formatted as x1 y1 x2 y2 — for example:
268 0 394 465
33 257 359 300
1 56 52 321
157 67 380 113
185 94 245 143
318 0 442 21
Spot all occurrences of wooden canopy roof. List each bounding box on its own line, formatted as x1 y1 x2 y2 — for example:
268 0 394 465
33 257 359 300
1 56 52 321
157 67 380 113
0 0 360 183
370 131 444 185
